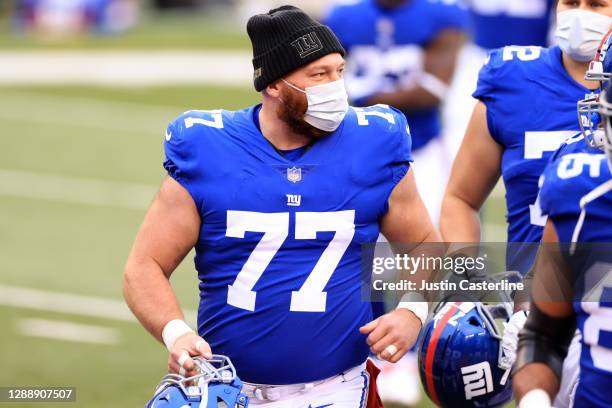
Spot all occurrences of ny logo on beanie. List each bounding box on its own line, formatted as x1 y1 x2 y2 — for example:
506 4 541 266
291 32 323 58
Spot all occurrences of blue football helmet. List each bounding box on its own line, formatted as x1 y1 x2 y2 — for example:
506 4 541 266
578 29 612 148
146 355 249 408
418 302 513 408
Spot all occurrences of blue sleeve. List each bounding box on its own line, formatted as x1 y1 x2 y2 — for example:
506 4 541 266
163 114 205 210
345 105 413 217
376 107 414 216
549 136 578 163
539 159 578 219
539 156 588 245
472 48 510 145
550 135 602 163
390 108 413 186
539 165 557 218
549 141 571 164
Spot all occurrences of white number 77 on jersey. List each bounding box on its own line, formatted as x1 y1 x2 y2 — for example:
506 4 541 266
226 210 355 313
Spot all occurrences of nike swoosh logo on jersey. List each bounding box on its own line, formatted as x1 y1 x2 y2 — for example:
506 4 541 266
165 131 172 141
309 404 333 408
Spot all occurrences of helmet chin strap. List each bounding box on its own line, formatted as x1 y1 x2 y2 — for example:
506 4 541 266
198 376 208 402
571 179 612 255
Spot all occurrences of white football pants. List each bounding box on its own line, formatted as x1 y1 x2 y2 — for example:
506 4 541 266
553 331 582 408
244 362 369 408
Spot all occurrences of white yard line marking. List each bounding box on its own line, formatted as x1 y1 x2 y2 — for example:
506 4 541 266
0 88 184 116
0 284 198 326
0 88 186 113
16 318 120 345
0 169 157 210
0 284 136 321
0 90 178 135
0 51 252 86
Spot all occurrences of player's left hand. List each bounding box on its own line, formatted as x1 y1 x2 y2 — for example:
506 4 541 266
359 309 421 363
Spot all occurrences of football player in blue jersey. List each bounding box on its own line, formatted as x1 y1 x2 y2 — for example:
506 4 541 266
325 0 469 226
444 0 556 162
14 0 131 33
442 0 612 272
497 31 612 408
438 2 612 407
123 6 440 407
512 82 612 408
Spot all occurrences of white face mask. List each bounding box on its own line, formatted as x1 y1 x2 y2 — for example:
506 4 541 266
282 78 349 132
555 9 612 62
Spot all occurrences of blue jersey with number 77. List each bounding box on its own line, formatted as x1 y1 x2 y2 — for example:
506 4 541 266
163 104 412 385
473 45 598 273
540 153 612 408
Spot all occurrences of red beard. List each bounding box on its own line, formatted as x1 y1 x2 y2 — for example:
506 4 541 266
276 84 331 141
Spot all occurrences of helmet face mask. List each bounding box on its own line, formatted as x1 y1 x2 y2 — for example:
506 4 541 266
600 87 612 172
579 28 612 149
146 355 248 408
578 94 606 148
585 60 612 82
585 29 612 83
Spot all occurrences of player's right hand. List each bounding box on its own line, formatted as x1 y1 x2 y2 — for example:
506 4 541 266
168 333 212 377
500 310 528 371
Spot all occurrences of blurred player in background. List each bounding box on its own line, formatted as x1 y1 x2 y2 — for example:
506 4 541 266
440 1 612 407
124 6 439 407
443 0 556 158
467 0 555 51
14 0 138 35
325 0 469 227
513 81 612 408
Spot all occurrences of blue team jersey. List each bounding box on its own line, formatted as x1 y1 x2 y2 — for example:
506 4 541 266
540 153 612 408
468 0 554 50
163 104 412 385
551 133 603 161
473 45 599 273
325 0 468 150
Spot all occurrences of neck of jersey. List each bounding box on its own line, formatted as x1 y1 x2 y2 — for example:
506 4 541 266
254 104 311 161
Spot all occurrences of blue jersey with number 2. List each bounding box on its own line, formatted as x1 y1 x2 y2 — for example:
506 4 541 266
163 104 412 385
540 153 612 408
474 45 597 273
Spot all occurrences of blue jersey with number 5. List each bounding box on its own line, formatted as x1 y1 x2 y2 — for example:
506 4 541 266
163 104 412 385
473 46 597 273
540 153 612 408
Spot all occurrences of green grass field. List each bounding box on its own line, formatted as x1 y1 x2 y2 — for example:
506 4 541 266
0 84 507 407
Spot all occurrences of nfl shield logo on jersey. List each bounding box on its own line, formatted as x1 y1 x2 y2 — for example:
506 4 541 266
287 167 302 183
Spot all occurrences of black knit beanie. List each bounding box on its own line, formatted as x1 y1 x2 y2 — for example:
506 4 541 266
247 5 346 92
